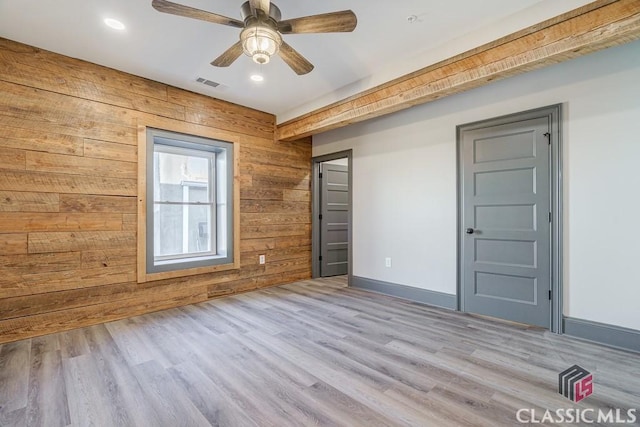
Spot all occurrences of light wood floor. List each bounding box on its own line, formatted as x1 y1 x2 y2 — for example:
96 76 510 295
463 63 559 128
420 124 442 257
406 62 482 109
1 277 638 426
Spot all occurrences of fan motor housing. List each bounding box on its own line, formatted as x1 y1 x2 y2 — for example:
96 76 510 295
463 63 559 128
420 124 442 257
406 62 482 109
240 1 281 22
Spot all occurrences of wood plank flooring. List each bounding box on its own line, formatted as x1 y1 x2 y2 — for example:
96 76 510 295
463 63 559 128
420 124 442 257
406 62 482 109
1 276 638 426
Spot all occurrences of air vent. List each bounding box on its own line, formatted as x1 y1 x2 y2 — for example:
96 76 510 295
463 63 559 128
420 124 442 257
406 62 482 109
196 77 221 88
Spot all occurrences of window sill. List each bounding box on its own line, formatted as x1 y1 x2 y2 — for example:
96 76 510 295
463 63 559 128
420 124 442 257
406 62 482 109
137 260 240 284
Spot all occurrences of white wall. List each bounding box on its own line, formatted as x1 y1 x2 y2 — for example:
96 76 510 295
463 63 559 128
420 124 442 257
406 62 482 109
279 0 593 122
313 41 640 331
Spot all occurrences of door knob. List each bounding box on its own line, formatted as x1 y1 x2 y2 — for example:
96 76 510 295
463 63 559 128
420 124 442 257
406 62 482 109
466 228 475 234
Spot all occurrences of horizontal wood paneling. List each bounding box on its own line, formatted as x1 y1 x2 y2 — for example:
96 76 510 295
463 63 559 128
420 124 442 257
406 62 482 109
277 0 640 140
0 289 206 343
59 194 136 214
0 83 138 144
0 191 59 212
240 188 284 201
240 200 309 214
0 252 82 273
240 145 310 170
207 270 311 298
25 151 136 179
0 43 184 122
0 234 28 255
241 238 277 252
242 224 311 239
81 248 137 269
0 170 137 196
122 214 137 232
0 125 84 156
241 247 311 265
0 282 140 320
0 37 311 342
239 162 311 177
168 88 275 140
83 139 138 162
0 278 203 322
0 147 26 170
28 231 136 254
0 213 122 233
275 237 312 249
2 265 136 298
283 189 311 202
241 213 311 225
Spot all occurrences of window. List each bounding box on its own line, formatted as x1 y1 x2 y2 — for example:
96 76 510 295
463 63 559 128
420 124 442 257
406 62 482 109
138 126 238 282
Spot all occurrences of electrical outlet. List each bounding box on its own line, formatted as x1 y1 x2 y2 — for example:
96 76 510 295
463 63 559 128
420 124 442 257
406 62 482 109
385 257 392 268
259 254 266 265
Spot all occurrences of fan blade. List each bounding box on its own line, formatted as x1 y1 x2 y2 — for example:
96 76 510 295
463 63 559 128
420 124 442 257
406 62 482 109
278 10 357 34
249 0 271 16
278 42 314 75
211 41 244 67
152 0 244 28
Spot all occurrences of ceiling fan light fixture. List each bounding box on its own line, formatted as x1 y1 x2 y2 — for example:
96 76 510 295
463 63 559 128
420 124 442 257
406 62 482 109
240 25 282 65
153 0 357 75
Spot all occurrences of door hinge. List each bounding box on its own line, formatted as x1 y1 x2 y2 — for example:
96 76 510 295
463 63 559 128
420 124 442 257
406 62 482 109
549 290 552 300
319 214 323 220
549 212 552 223
319 172 323 179
319 256 323 261
544 132 551 144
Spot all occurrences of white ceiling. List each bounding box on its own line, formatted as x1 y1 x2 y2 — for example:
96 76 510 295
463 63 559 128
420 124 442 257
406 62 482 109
0 0 594 122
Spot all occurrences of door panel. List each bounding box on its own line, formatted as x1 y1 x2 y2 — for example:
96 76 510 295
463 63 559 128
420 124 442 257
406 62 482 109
475 204 535 231
475 238 536 267
461 116 551 328
473 130 536 163
475 272 537 304
320 163 349 277
474 167 535 197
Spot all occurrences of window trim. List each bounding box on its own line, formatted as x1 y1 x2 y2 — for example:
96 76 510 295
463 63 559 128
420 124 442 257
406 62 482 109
137 119 240 284
148 130 232 272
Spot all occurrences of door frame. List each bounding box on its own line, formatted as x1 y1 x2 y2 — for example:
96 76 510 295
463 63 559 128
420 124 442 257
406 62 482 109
456 105 563 333
312 150 353 282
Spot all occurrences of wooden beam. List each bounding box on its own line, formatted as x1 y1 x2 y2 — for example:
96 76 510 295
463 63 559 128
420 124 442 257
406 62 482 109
276 0 640 141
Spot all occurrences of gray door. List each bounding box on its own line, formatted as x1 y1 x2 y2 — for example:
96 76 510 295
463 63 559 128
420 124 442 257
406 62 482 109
320 163 349 276
460 115 551 328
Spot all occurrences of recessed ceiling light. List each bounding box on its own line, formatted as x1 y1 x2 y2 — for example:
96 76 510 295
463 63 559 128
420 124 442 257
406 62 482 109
104 18 126 31
250 74 264 82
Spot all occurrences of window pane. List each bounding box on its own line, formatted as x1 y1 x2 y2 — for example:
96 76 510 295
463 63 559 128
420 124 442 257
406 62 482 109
188 205 213 254
154 203 183 257
154 151 211 203
154 204 213 258
189 185 209 204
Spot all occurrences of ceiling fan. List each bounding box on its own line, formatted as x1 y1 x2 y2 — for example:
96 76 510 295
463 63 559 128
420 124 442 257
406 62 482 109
152 0 357 75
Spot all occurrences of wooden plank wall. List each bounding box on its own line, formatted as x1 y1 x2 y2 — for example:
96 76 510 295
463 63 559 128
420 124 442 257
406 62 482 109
0 38 312 344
